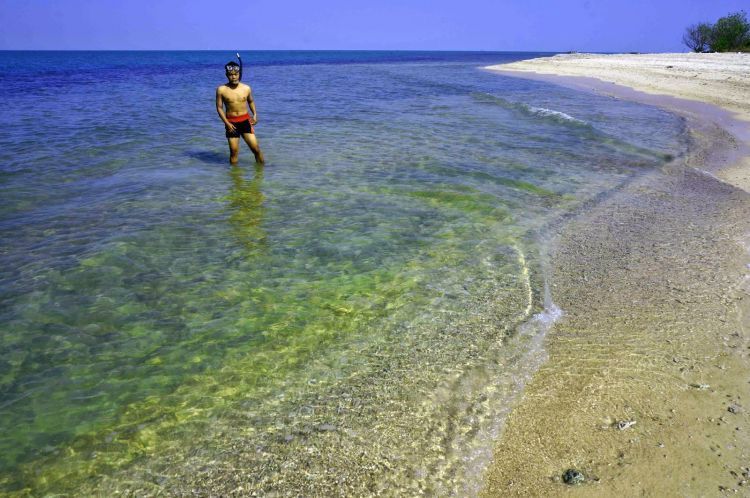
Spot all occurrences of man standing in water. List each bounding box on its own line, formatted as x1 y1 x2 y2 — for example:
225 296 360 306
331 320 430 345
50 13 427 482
216 61 264 164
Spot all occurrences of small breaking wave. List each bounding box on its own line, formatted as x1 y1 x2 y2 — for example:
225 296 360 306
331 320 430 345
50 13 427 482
526 105 588 126
471 92 675 166
470 92 590 128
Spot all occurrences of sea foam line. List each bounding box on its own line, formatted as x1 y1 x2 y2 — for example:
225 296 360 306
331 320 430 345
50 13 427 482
511 242 563 328
455 244 562 497
471 91 589 127
525 105 588 125
513 242 534 322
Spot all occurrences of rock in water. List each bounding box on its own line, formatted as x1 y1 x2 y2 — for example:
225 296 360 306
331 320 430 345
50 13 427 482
562 468 585 485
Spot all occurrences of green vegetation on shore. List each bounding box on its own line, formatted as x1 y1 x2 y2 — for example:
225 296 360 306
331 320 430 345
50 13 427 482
682 10 750 52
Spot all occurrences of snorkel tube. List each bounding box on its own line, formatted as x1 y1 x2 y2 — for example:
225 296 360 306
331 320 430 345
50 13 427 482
236 52 243 80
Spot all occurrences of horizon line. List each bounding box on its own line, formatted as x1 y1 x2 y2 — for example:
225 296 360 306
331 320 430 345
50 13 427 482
0 49 659 54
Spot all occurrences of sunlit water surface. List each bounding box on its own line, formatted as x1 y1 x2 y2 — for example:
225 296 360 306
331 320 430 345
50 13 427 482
0 51 686 493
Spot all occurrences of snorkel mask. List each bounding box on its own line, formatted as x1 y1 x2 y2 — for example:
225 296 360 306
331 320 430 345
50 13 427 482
225 53 243 79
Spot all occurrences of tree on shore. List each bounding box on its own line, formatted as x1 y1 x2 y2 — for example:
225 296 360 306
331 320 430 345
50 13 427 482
682 23 712 52
682 10 749 52
709 11 750 52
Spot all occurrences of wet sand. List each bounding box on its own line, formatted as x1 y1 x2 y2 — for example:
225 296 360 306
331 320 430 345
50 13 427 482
482 55 750 495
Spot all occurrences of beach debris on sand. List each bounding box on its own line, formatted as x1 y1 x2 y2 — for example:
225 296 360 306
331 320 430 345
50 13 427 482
615 420 637 431
727 403 742 414
562 468 585 485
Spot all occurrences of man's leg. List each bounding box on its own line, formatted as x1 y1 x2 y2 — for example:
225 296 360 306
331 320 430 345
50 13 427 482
241 133 265 164
227 137 240 165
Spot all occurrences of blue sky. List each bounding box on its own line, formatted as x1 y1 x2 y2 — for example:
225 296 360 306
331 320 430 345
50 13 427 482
0 0 747 51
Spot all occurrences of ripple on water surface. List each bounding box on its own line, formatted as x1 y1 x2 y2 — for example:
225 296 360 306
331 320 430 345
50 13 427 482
0 51 686 494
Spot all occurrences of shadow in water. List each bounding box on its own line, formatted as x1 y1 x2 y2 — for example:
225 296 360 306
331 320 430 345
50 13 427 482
187 150 227 165
228 165 267 253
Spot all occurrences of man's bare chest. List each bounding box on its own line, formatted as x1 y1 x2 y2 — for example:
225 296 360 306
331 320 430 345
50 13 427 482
222 87 249 104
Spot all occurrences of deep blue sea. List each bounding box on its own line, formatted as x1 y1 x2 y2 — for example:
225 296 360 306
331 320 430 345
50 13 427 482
0 51 686 494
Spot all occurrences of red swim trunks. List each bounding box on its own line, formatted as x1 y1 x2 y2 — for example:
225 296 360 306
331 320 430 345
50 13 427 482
226 113 255 137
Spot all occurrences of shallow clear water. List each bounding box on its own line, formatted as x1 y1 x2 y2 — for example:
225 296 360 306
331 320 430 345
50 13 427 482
0 51 685 493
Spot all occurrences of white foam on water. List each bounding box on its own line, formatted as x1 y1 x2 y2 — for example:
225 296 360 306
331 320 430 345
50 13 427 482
527 300 564 331
527 105 588 125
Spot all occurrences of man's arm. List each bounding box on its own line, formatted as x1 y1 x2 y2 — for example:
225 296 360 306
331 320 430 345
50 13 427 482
247 87 258 125
216 87 234 129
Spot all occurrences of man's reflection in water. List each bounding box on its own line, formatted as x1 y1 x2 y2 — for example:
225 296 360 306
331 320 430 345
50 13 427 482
228 165 267 252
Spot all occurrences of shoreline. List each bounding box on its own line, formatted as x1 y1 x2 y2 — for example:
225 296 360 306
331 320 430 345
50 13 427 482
481 54 750 495
484 53 750 192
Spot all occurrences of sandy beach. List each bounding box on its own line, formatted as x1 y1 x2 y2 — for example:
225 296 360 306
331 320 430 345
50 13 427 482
482 54 750 495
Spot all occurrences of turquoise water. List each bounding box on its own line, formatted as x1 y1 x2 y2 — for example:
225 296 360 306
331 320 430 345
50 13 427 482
0 51 685 494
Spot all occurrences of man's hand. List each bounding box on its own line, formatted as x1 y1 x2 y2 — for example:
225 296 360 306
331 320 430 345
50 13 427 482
250 115 258 125
225 122 237 133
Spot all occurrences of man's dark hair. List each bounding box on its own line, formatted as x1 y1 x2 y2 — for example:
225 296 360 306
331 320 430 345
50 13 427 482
225 61 240 71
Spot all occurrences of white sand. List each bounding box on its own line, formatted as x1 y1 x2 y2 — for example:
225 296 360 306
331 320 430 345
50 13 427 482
486 53 750 121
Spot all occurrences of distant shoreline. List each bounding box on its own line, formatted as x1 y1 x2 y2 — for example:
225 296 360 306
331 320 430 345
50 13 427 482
485 52 750 191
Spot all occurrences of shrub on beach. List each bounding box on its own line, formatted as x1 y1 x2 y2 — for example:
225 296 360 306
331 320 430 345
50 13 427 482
682 10 750 52
710 11 750 52
682 23 712 52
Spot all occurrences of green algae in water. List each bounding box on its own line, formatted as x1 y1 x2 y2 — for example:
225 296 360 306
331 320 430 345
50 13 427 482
5 189 532 495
